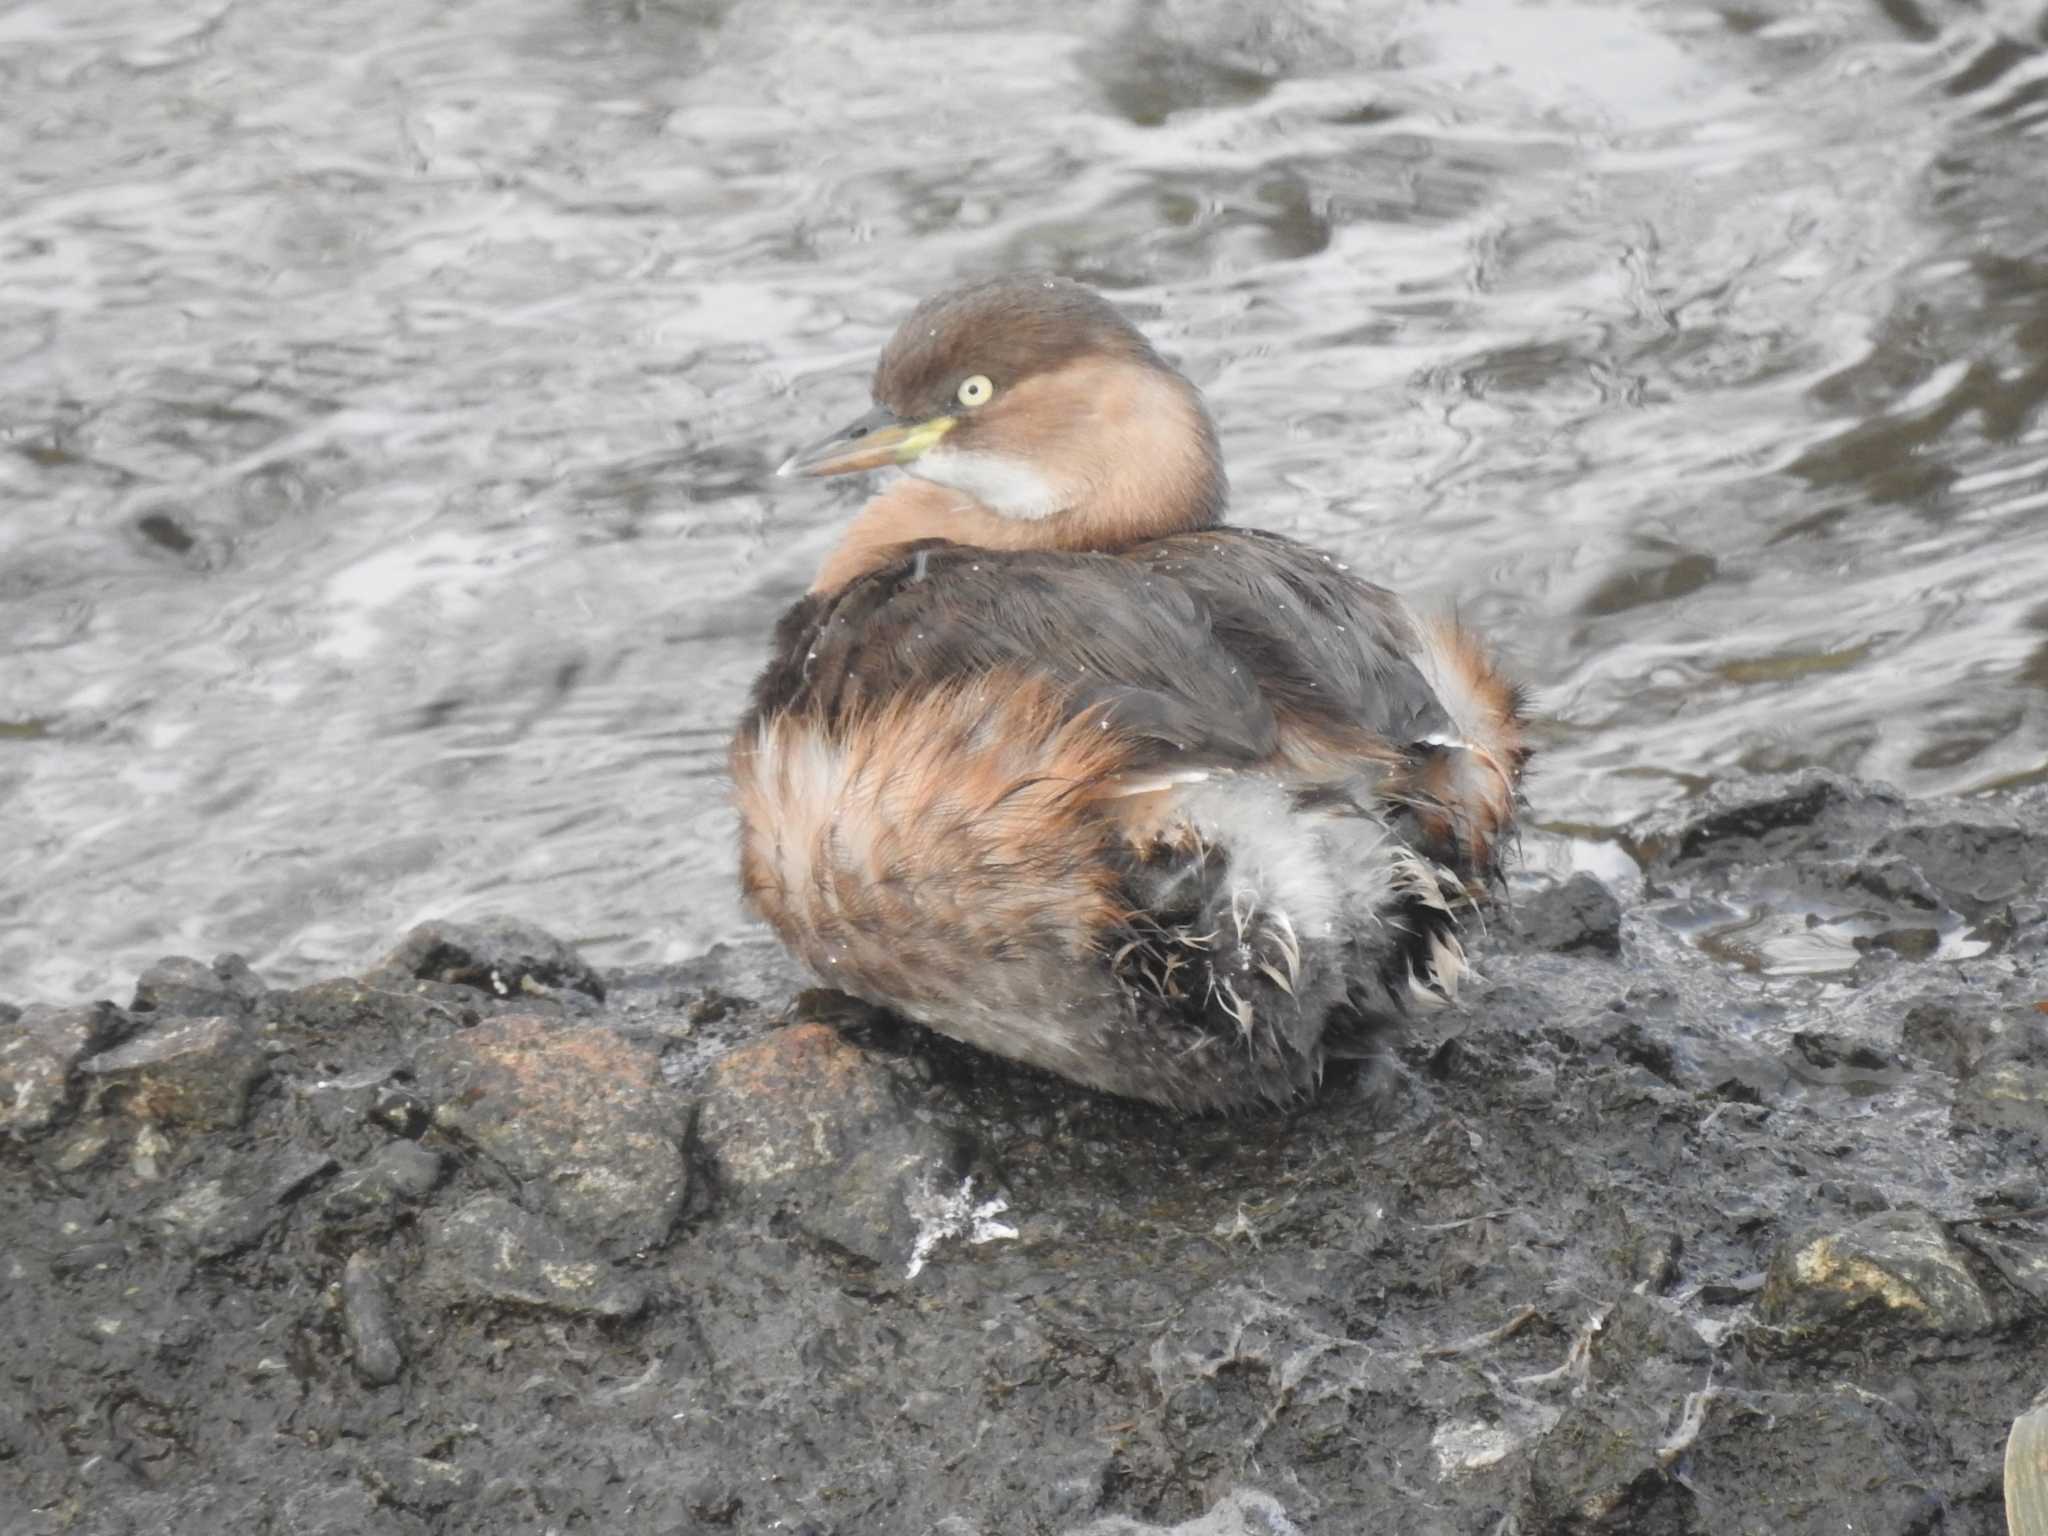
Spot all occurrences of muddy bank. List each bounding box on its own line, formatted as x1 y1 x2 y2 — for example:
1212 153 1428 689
3 773 2045 1535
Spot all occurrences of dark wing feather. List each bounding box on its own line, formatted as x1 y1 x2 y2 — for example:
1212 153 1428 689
1127 528 1455 747
746 531 1450 771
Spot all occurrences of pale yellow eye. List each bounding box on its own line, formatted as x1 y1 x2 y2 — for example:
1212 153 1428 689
955 374 994 408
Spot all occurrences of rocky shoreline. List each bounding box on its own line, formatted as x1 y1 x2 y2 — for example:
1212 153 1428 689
4 772 2045 1535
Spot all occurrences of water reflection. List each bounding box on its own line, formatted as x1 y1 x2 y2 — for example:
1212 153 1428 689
1 0 2044 1000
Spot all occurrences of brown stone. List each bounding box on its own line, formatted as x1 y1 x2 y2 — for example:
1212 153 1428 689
696 1022 901 1188
80 1014 266 1131
695 1024 975 1267
415 1015 686 1257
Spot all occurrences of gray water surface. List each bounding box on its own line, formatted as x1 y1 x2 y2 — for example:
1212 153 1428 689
4 0 2047 1001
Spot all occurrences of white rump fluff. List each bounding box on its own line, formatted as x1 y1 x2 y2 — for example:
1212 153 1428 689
1165 774 1469 1006
1167 777 1414 949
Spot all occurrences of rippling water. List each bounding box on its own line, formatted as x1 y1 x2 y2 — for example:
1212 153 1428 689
4 0 2046 1002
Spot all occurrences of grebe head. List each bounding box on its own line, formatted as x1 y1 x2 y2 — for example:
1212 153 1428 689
778 274 1226 539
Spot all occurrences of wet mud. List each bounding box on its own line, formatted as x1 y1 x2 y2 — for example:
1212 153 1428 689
8 0 2048 1005
4 771 2044 1534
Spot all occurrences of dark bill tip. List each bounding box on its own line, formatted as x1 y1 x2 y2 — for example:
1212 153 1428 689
776 404 954 478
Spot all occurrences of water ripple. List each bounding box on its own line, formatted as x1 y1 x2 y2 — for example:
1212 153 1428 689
2 0 2044 998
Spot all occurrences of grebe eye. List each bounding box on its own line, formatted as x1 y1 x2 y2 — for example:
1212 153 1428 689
956 374 994 408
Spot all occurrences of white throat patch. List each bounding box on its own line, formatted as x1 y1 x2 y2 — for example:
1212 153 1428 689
912 448 1066 522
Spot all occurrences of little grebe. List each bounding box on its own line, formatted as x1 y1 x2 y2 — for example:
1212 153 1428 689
732 275 1526 1110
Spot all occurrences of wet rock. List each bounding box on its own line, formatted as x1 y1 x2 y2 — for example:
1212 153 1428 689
130 953 267 1018
421 1195 646 1319
612 936 809 1011
368 1082 430 1138
1786 1030 1906 1091
685 990 744 1027
1072 1487 1308 1535
1816 1179 1891 1215
371 917 606 1003
279 1482 405 1536
340 1252 404 1385
1678 1388 1945 1536
0 1398 23 1470
1515 1402 1692 1531
1758 1209 1996 1343
294 1062 404 1141
1642 771 1865 871
608 946 800 1078
46 1120 119 1172
694 1022 977 1268
1953 1039 2048 1148
679 1482 746 1528
1630 1229 1683 1293
1898 999 1990 1077
80 1013 266 1130
48 1237 128 1280
1839 856 1945 914
154 1150 337 1259
319 1140 443 1233
414 1014 686 1257
1584 1292 1712 1389
1794 1036 1900 1073
360 1451 479 1513
1 1002 127 1136
1954 1222 2048 1313
1518 871 1623 957
1872 820 2041 910
279 975 479 1041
